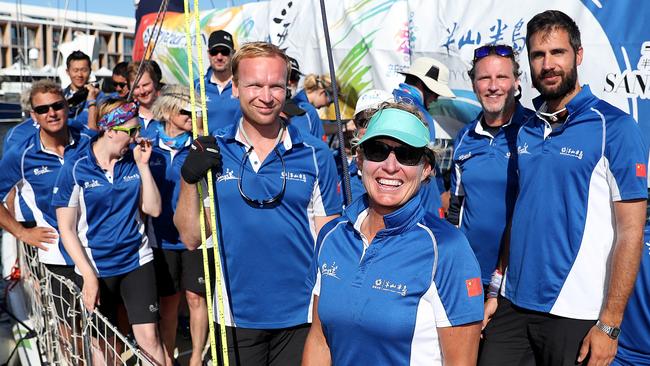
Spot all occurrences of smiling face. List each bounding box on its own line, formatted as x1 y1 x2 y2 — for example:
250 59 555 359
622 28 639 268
528 28 582 102
30 92 68 135
132 71 157 108
472 55 519 121
66 59 91 90
232 56 287 127
360 138 431 216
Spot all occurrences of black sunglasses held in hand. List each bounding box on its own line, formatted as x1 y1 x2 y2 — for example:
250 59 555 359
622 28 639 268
209 47 231 57
362 140 425 166
33 100 66 114
473 44 514 61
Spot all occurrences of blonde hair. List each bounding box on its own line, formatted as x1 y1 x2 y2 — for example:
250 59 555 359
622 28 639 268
231 42 290 85
151 84 197 123
97 98 128 120
303 74 332 93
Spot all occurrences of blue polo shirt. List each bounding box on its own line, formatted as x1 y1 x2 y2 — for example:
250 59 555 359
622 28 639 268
309 193 483 365
614 217 650 365
196 69 241 134
451 103 534 285
138 115 160 140
506 85 648 319
3 118 38 155
0 127 92 265
209 121 341 328
148 133 190 251
291 90 325 139
51 141 153 277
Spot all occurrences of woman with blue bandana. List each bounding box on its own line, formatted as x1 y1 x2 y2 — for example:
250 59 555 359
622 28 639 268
52 99 165 365
148 85 211 366
303 102 484 365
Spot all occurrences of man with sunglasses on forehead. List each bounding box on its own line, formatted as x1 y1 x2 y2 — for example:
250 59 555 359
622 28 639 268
175 42 341 365
197 29 242 134
480 10 647 366
448 44 533 294
0 80 93 318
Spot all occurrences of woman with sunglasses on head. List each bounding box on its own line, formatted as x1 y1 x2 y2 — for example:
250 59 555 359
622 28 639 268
53 99 165 365
148 85 211 366
303 102 484 366
291 74 335 139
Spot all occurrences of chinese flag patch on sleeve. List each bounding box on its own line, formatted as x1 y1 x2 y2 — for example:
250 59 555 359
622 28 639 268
465 278 483 298
636 163 647 177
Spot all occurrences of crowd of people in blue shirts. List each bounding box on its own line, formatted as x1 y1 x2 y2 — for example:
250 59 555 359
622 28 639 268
0 8 649 366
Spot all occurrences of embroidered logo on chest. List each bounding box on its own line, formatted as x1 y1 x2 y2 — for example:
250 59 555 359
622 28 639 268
33 165 52 176
217 168 237 183
457 152 472 162
150 158 164 167
84 179 103 189
282 171 307 183
517 143 531 155
122 173 140 182
321 262 340 279
560 147 584 160
372 278 408 296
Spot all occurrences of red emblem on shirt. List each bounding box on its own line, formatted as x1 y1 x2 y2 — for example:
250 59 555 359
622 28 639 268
465 278 482 298
438 208 445 218
636 163 646 177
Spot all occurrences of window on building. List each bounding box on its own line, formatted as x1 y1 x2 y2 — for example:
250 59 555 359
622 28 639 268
123 36 134 57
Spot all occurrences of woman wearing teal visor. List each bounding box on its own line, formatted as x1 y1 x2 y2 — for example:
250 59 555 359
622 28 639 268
303 102 484 365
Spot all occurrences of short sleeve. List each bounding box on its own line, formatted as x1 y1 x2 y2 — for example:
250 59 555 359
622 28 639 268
604 114 649 201
312 142 343 217
308 109 325 139
51 159 81 207
431 226 484 327
0 148 24 201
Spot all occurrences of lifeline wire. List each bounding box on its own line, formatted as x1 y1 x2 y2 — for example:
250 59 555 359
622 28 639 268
318 0 352 206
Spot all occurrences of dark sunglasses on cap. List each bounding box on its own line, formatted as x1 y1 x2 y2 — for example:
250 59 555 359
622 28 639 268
112 124 141 137
33 100 66 114
473 44 515 61
362 139 425 166
209 47 231 57
113 81 128 88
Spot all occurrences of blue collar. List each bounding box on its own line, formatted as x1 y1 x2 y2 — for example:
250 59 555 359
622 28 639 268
293 89 309 104
219 118 305 151
344 190 425 237
532 84 598 119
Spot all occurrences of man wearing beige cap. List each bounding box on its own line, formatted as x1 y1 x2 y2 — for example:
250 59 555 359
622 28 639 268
392 57 455 217
393 57 456 141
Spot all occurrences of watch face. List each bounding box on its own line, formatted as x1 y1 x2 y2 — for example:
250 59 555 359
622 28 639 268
611 328 621 338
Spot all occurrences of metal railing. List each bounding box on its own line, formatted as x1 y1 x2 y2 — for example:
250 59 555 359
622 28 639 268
4 237 156 365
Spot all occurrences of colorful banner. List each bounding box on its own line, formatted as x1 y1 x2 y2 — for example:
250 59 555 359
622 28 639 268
133 0 650 141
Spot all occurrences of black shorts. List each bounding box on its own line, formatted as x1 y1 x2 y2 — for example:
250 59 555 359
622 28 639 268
153 248 216 297
43 264 77 326
479 296 595 366
213 324 310 366
75 261 159 325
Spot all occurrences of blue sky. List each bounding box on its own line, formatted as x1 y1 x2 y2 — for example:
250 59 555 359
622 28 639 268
13 0 258 17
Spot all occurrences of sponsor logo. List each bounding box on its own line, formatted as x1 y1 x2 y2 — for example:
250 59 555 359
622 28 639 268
560 147 584 160
149 158 164 167
603 42 650 99
282 171 307 183
217 168 237 182
321 262 339 279
33 166 52 176
122 173 140 182
148 303 159 313
84 180 102 189
457 152 472 161
198 277 205 284
517 143 530 155
372 278 408 296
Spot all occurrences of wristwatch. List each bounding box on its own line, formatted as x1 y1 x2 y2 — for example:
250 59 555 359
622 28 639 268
595 320 621 340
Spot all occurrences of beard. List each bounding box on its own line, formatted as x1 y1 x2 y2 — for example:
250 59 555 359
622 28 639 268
532 60 578 101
